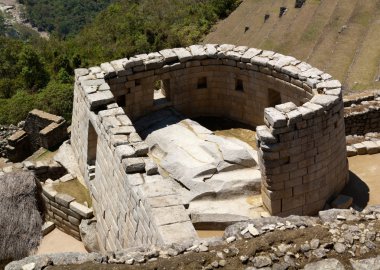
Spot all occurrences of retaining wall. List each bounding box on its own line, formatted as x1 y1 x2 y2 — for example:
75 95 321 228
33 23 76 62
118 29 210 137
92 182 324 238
71 44 348 250
344 100 380 136
42 183 94 240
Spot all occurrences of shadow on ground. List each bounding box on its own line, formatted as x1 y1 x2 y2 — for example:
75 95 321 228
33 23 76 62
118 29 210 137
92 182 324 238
341 171 369 210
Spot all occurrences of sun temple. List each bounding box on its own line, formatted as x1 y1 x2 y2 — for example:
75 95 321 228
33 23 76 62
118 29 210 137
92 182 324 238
71 44 348 251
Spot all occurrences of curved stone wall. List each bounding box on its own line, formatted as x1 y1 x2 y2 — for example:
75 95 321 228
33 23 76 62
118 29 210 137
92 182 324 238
71 44 348 250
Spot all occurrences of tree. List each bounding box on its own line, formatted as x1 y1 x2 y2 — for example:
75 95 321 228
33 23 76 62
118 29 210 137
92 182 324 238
17 46 49 91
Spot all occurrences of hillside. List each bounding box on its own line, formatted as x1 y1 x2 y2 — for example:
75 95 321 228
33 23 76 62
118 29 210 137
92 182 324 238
0 0 240 125
204 0 380 93
18 0 116 37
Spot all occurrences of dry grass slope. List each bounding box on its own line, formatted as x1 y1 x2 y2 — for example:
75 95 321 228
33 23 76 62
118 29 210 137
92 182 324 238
204 0 380 93
0 172 43 261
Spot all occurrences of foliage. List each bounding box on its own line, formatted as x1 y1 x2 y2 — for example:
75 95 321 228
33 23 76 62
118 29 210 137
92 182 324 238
0 0 240 124
0 13 5 36
19 0 116 37
18 46 50 91
0 81 73 124
65 0 241 65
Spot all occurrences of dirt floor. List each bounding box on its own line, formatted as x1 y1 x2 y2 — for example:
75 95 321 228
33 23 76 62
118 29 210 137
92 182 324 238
37 229 87 255
343 153 380 207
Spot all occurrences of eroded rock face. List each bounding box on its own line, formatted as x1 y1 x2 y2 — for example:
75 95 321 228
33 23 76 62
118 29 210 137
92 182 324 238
137 111 260 201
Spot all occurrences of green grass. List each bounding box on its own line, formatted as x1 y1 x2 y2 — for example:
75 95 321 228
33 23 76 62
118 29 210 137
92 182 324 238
53 178 92 207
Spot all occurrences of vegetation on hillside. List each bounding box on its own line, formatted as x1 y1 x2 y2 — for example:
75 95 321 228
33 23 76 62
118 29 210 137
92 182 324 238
18 0 116 37
0 0 240 124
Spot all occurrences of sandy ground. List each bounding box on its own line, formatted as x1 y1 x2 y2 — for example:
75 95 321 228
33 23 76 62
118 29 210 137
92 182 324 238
37 229 87 255
346 153 380 207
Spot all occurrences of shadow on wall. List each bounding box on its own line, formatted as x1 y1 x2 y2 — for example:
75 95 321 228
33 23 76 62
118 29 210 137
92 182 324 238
341 171 370 210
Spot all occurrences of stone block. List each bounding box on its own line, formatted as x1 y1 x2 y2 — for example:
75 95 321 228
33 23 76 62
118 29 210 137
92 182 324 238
138 181 177 198
42 185 57 200
264 108 287 128
146 195 183 208
87 91 114 110
331 195 353 209
352 143 367 155
241 48 262 62
310 94 339 109
158 221 197 245
68 215 81 226
261 191 282 214
127 173 144 186
122 157 145 173
159 49 178 63
173 48 192 62
275 102 297 113
144 58 164 70
42 221 55 236
152 205 190 226
132 142 149 156
111 135 129 147
109 126 136 135
115 145 136 160
100 62 116 78
286 110 303 125
189 45 207 60
256 126 277 144
55 193 76 208
70 201 94 219
281 65 301 78
144 158 158 175
346 146 357 157
362 141 379 154
81 79 106 87
316 80 342 89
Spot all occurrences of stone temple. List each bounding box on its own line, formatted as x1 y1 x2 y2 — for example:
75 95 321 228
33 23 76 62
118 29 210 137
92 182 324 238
71 44 348 251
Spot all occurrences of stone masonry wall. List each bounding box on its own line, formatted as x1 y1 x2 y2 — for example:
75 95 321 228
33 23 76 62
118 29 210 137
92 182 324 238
24 109 68 151
71 44 348 249
71 70 196 251
344 100 380 136
41 183 94 240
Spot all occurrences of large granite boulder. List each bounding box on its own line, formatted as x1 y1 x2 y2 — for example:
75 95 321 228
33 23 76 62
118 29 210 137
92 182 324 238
141 114 260 200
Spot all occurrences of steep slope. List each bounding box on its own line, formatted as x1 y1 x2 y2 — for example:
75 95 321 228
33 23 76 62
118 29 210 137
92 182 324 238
204 0 380 92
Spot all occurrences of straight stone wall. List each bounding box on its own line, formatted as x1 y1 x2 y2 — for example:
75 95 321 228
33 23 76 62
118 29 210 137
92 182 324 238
71 44 348 249
344 101 380 136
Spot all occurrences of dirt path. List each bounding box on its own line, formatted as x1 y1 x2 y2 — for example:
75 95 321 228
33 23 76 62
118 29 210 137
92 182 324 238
0 0 49 38
37 229 87 255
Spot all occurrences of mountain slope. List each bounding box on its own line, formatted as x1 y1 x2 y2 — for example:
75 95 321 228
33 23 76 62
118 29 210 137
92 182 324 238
204 0 380 92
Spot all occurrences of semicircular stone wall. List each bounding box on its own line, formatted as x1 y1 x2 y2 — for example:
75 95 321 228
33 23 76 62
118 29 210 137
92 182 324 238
71 44 348 250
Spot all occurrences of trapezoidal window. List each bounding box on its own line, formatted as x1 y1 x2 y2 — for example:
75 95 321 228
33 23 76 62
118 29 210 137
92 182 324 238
153 79 171 107
197 77 207 89
268 88 282 107
87 121 98 180
235 79 244 92
116 94 126 107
